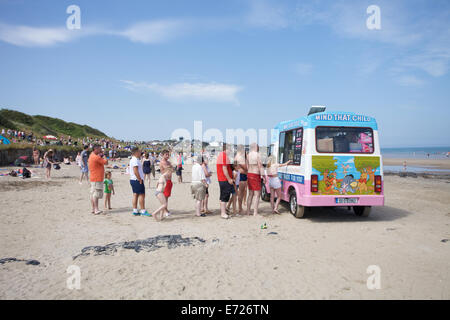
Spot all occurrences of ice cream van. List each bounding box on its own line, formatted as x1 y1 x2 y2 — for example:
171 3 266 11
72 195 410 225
261 107 384 218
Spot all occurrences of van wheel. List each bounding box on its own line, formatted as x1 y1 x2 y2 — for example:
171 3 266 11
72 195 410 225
261 182 270 201
353 206 371 217
289 192 305 218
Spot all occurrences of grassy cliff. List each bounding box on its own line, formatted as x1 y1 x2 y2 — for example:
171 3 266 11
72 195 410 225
0 109 108 138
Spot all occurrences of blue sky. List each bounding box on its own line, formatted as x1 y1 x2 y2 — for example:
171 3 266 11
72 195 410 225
0 0 449 147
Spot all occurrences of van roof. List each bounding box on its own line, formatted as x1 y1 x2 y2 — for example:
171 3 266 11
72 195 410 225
274 111 378 131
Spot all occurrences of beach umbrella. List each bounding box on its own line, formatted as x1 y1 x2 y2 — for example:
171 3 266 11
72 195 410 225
0 135 10 145
43 135 57 140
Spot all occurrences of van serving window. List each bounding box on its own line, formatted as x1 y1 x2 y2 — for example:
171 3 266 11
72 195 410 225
279 128 303 165
316 126 374 154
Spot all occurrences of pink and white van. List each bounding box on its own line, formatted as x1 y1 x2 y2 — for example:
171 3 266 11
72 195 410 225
261 107 384 218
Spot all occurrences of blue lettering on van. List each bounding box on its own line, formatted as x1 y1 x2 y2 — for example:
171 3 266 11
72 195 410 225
278 172 304 184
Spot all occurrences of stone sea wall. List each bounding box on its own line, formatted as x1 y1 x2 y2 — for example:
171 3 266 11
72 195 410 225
0 147 130 166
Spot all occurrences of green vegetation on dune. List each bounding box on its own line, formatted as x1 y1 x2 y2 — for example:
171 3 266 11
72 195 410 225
0 108 108 138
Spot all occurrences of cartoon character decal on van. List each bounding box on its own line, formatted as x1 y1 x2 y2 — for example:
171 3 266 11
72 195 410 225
311 156 380 195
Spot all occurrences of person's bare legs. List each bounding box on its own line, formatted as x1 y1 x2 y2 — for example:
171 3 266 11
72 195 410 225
163 197 170 215
195 199 202 216
252 191 261 216
243 184 247 206
227 195 233 210
274 188 282 214
232 193 237 214
152 193 167 221
91 196 100 214
220 201 229 218
202 193 209 212
138 194 145 211
132 193 138 211
270 188 275 213
90 196 95 213
246 190 254 215
238 181 247 213
107 193 112 210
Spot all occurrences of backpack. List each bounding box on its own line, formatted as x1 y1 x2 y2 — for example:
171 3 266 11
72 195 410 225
53 164 61 170
22 167 31 179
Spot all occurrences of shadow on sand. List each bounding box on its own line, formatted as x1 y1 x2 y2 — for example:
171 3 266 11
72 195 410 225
279 203 412 223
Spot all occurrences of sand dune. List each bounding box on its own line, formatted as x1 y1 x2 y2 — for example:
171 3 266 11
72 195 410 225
0 160 449 299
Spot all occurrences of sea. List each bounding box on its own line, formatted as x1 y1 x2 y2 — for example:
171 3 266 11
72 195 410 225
381 147 450 159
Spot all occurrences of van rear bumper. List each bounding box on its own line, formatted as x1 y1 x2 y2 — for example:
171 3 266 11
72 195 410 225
298 195 384 207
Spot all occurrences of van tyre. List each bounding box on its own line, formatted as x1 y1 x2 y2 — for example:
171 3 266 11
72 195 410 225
353 206 371 217
261 182 270 202
289 192 305 218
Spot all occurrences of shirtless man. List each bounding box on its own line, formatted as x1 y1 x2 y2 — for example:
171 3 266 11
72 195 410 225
246 143 266 216
159 149 173 216
235 144 248 214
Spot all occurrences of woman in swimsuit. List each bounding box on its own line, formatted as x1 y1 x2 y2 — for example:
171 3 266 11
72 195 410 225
141 153 152 187
267 156 291 214
43 149 58 179
151 167 173 221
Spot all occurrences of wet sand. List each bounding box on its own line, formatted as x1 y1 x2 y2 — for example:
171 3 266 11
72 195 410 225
0 160 449 299
383 158 450 170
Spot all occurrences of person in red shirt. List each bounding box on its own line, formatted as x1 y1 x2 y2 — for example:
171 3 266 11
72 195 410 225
216 143 234 219
88 144 108 215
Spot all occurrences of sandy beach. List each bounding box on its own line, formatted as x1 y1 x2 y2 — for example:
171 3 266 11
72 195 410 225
1 160 449 299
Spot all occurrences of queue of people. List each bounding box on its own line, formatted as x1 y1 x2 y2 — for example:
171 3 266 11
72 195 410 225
80 142 273 220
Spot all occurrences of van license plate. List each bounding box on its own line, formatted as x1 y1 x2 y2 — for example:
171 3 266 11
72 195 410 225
335 198 358 204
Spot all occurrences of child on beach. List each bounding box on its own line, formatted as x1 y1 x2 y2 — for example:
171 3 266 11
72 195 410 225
152 166 173 221
267 156 291 214
226 165 239 215
103 171 115 210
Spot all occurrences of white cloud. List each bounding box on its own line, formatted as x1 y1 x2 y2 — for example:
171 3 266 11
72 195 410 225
0 19 188 47
121 80 243 104
118 20 187 44
0 23 78 47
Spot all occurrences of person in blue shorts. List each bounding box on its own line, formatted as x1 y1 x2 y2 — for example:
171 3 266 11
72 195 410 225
129 147 150 217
